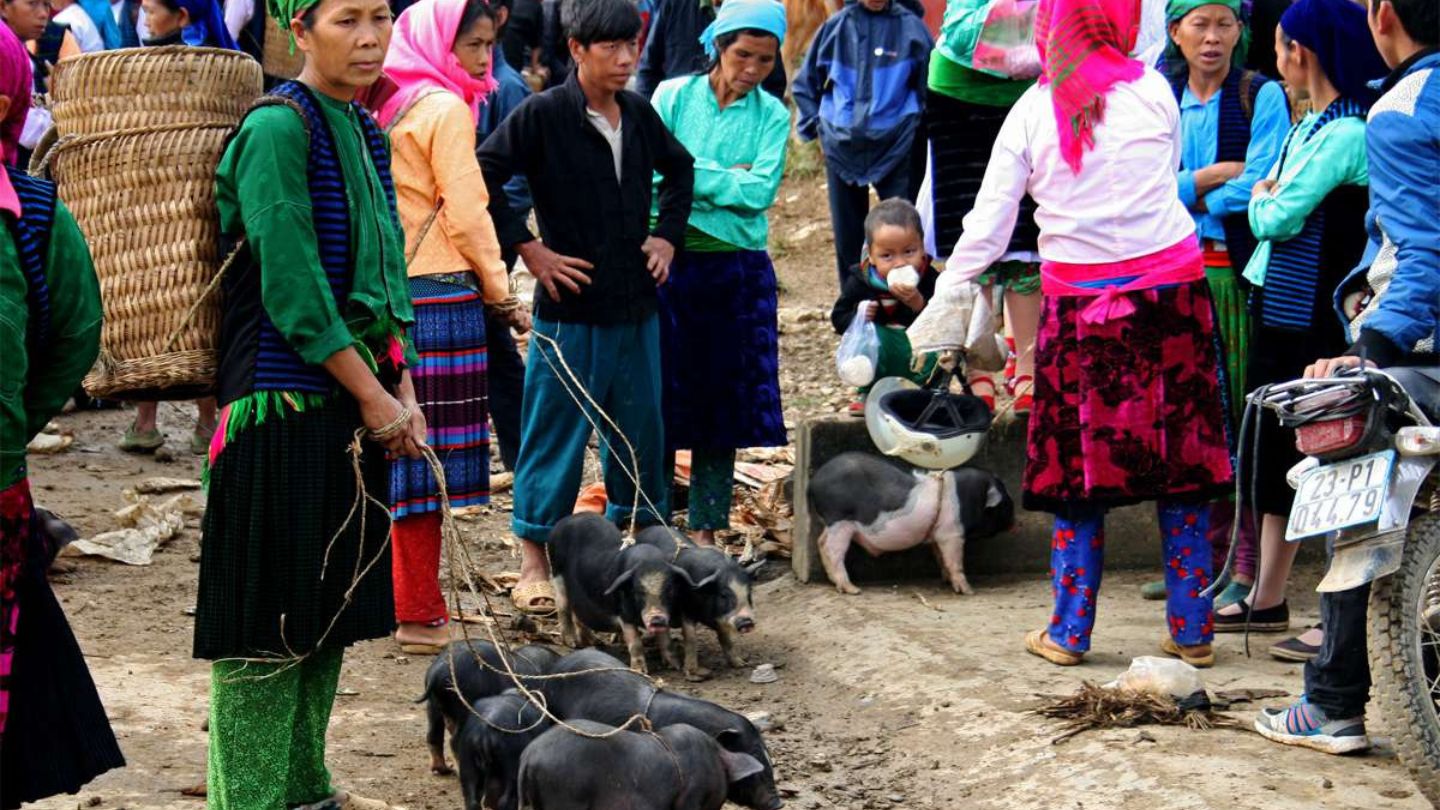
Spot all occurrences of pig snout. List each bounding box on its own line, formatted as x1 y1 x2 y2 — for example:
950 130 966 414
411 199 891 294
731 612 756 634
643 611 671 633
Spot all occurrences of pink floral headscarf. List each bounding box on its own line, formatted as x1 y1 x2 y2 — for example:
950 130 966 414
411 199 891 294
373 0 498 129
1034 0 1145 173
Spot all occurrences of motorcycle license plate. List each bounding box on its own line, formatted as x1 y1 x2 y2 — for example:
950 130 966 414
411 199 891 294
1286 450 1395 541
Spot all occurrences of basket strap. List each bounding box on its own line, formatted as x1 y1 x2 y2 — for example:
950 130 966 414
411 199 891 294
384 89 447 267
160 237 246 354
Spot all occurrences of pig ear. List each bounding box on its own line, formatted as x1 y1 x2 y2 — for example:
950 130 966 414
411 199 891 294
603 567 636 596
985 480 1005 509
720 750 766 783
673 566 718 590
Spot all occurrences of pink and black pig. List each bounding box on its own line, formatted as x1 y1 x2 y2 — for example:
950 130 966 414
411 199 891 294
806 452 1013 595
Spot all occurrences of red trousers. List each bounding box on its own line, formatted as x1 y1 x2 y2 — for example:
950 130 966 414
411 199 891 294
390 513 447 624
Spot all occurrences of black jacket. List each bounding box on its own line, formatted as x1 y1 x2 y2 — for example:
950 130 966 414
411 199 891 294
831 260 938 334
478 73 695 324
636 0 787 101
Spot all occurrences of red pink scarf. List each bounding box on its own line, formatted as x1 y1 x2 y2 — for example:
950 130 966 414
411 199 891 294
1034 0 1145 173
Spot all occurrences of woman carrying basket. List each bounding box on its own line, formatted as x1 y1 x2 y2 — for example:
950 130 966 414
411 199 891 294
370 0 530 654
118 0 239 456
0 24 123 808
193 0 425 805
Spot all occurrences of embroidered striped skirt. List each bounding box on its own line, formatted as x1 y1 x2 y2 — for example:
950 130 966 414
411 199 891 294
390 277 490 518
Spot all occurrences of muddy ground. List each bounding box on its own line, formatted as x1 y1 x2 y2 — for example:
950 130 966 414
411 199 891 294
23 167 1431 810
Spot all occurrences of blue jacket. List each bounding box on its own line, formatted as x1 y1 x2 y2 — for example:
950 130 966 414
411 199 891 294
793 1 932 186
636 0 787 101
79 0 139 49
1336 48 1440 366
478 52 534 216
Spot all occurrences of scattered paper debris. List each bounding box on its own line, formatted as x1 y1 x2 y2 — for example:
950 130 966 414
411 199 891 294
135 477 202 494
62 490 186 565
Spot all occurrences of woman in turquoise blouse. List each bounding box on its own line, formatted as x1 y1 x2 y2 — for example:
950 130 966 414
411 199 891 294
651 0 787 546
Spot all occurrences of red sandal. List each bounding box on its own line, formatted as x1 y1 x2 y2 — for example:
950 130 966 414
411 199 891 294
968 374 998 411
1008 374 1034 415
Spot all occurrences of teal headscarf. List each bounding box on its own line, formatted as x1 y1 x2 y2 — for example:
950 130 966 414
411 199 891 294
1163 0 1250 76
698 0 787 60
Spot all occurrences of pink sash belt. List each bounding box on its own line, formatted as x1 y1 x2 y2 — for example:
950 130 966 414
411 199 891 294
1040 236 1204 324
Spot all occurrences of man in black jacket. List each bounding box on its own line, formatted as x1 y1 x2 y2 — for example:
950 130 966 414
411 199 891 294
478 0 694 612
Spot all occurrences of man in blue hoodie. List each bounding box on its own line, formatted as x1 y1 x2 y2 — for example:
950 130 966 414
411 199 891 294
1254 0 1438 757
794 0 932 286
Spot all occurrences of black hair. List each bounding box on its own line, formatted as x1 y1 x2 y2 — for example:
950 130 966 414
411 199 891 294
153 0 182 11
1371 0 1438 47
705 26 780 70
864 198 924 245
299 4 318 29
456 0 498 42
562 0 640 46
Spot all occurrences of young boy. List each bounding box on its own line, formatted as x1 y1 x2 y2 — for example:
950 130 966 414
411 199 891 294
793 0 932 287
477 0 694 613
831 198 939 414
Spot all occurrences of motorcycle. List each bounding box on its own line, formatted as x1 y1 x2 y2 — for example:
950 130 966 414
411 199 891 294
1255 366 1440 799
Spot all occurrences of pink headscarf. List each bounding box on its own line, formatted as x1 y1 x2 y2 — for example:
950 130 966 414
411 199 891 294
373 0 498 130
1034 0 1145 173
0 22 33 168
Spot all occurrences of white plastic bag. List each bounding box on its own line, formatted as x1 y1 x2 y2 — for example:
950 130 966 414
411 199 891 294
1105 656 1208 699
836 303 880 387
906 279 1008 372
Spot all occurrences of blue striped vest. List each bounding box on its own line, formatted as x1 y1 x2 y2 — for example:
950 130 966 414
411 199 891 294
7 172 58 351
1171 69 1268 273
216 81 398 403
1260 98 1370 332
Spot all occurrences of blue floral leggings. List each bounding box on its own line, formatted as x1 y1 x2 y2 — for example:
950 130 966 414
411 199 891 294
1048 502 1215 653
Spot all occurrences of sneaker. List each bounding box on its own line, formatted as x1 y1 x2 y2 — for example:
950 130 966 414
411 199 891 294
1214 600 1289 633
1254 697 1370 755
1139 580 1167 600
119 425 164 454
1269 625 1323 663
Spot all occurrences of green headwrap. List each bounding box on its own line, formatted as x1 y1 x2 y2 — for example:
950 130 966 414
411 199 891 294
1162 0 1250 76
267 0 322 51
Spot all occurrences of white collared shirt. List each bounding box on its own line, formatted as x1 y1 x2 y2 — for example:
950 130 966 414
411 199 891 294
939 67 1197 292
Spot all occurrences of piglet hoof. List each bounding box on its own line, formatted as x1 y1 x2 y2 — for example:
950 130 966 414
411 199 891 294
684 665 713 682
629 657 650 676
949 576 974 596
725 653 748 668
430 761 453 777
836 583 861 595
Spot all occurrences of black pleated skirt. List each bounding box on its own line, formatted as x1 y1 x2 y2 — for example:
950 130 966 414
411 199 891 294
193 396 395 660
925 89 1040 256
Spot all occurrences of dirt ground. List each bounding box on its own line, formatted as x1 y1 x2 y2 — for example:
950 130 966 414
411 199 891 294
22 167 1431 810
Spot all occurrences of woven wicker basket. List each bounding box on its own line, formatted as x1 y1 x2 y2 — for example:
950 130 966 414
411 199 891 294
49 47 262 135
262 15 305 80
46 48 262 400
